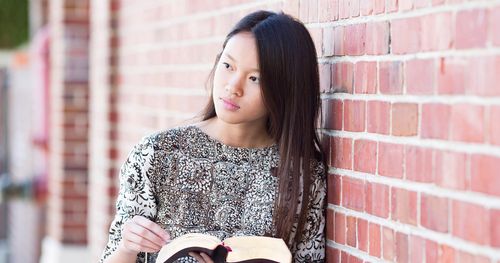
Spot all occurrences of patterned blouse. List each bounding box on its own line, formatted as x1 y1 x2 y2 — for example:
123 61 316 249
99 125 326 263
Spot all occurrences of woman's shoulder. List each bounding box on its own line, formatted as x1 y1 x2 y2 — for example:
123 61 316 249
136 124 209 153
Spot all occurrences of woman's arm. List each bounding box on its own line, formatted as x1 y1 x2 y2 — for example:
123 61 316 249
100 135 168 263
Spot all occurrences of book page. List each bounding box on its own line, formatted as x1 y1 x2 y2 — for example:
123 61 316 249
224 236 292 263
156 233 221 262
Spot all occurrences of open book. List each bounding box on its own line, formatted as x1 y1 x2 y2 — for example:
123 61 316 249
155 233 292 263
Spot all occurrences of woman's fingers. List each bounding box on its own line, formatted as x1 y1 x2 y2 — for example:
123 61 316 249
188 252 205 263
124 230 162 252
133 216 171 243
188 252 214 263
119 215 170 254
200 252 214 263
127 217 168 247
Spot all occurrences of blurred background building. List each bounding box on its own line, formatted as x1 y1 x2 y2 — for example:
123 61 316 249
0 0 500 262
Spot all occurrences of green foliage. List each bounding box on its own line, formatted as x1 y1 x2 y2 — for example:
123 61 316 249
0 0 29 49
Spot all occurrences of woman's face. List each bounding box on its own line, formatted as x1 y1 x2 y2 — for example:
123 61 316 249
212 32 268 127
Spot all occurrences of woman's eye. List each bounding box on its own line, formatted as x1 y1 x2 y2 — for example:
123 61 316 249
222 62 231 70
249 76 259 83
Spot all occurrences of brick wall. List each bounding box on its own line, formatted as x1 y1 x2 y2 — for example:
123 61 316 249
86 0 500 262
47 0 89 249
312 0 500 262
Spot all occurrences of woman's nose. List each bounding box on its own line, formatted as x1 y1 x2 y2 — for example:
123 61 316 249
226 75 244 96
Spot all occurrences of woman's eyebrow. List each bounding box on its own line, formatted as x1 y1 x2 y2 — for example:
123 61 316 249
224 53 260 72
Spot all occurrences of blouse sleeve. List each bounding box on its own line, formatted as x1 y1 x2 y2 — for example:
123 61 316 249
99 135 158 263
290 161 327 263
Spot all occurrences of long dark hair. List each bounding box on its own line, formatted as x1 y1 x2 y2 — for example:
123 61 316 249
200 10 324 246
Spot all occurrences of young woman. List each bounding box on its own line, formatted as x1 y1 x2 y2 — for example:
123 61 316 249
100 10 326 263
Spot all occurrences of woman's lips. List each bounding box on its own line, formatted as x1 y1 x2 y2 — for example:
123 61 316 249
220 98 240 111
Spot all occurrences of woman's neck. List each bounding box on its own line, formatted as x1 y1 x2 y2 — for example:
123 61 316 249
196 117 274 148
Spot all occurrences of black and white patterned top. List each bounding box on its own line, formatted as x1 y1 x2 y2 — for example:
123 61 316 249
100 125 326 263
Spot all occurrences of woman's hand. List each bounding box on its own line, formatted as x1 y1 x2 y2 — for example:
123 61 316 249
118 215 171 255
188 252 215 263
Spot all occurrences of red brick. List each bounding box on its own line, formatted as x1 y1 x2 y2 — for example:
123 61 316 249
379 61 403 94
344 100 366 132
369 223 381 257
399 0 413 11
490 106 500 145
373 0 385 14
328 174 342 205
405 146 434 183
344 24 366 55
414 0 431 8
342 177 365 212
340 251 348 262
354 61 377 94
326 246 340 263
360 0 372 16
308 0 319 23
455 10 488 49
387 0 398 12
367 101 390 134
391 17 421 54
309 28 322 57
396 232 409 263
392 103 418 136
391 188 418 225
409 235 425 263
465 56 499 96
491 209 500 248
426 240 439 263
347 255 362 263
299 1 309 22
366 183 390 218
351 0 360 17
438 58 462 94
323 28 334 57
382 227 395 261
421 103 450 139
492 7 500 46
455 251 491 263
325 99 343 130
326 208 334 240
334 212 346 244
450 104 485 143
338 0 350 19
439 245 455 263
421 195 449 233
331 137 353 169
366 21 390 55
357 218 368 252
452 201 490 245
378 142 404 178
332 62 353 93
435 151 468 190
438 57 467 94
346 216 357 247
319 63 331 93
405 59 435 94
421 12 452 51
354 139 377 173
333 26 345 55
471 155 500 197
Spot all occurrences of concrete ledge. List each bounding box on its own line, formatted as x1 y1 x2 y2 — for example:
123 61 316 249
39 236 90 263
